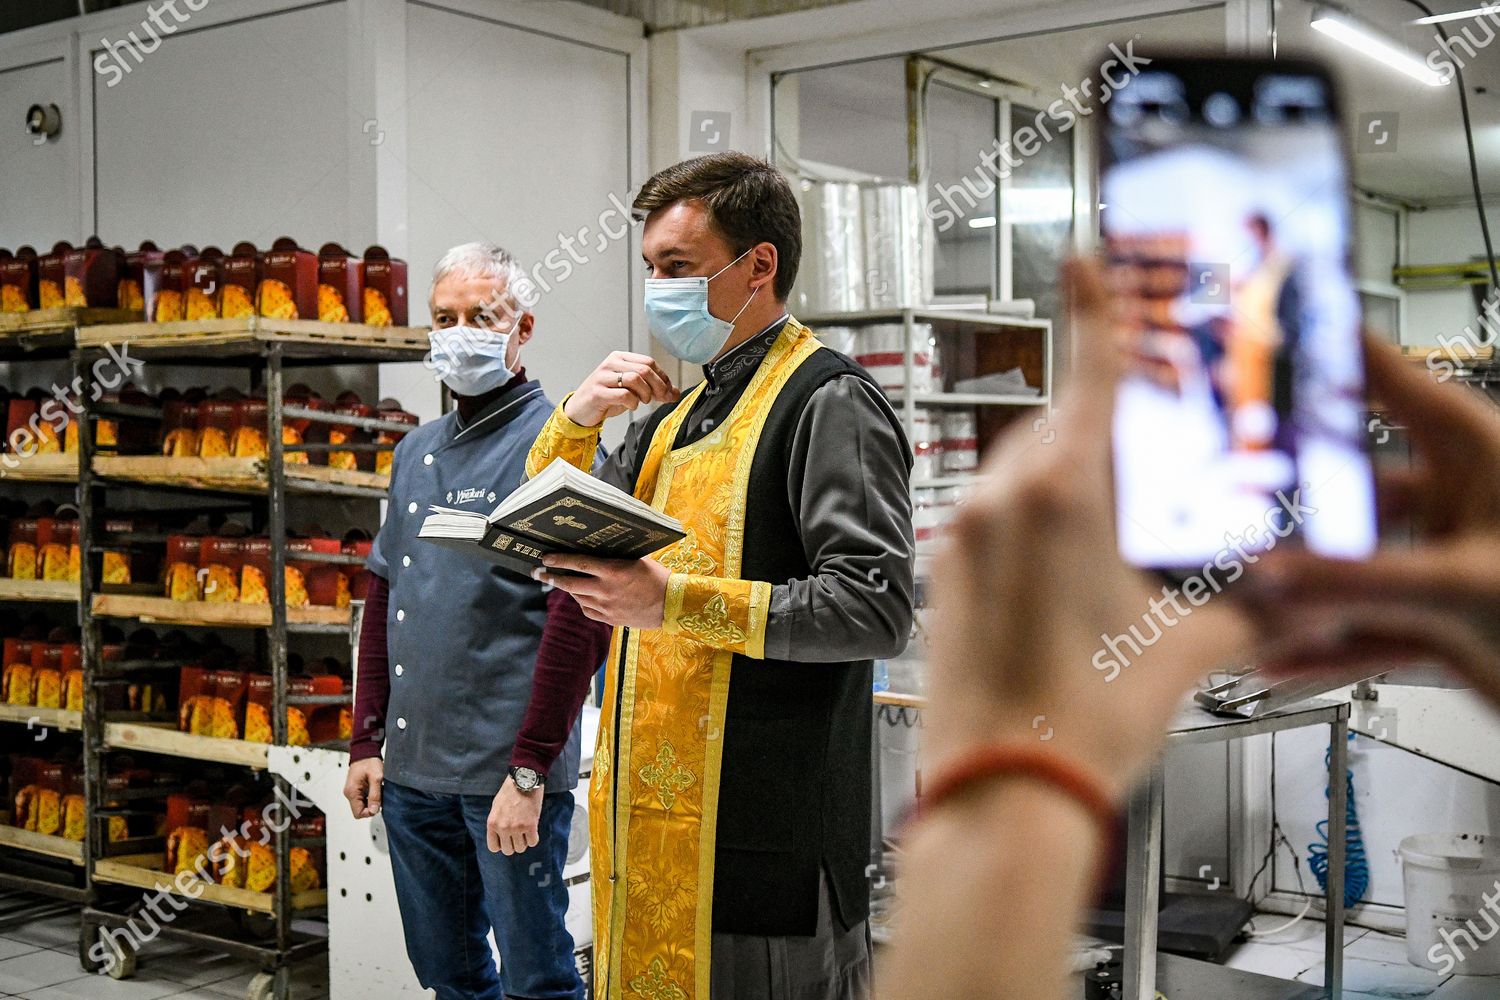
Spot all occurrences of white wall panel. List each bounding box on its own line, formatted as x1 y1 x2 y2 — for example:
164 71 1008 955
90 2 350 249
396 2 636 430
0 55 76 246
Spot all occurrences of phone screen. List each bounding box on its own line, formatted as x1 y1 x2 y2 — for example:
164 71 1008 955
1100 55 1376 573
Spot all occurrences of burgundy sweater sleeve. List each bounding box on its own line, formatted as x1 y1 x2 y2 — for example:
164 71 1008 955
510 587 612 776
349 573 390 763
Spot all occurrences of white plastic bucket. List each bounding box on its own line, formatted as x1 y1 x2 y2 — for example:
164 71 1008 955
1400 833 1500 975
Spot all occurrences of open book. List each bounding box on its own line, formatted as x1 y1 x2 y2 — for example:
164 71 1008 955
419 458 686 577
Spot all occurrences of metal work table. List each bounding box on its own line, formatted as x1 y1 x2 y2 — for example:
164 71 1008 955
1124 699 1351 1000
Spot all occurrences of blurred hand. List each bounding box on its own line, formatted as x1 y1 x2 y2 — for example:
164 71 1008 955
924 259 1251 801
487 777 542 856
564 351 680 427
343 758 383 819
1239 339 1500 705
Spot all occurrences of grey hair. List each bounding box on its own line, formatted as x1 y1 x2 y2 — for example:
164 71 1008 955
429 242 535 316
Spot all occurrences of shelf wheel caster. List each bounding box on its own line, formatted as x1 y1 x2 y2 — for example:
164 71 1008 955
247 968 290 1000
92 927 137 980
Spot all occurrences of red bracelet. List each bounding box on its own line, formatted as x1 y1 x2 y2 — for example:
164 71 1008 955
917 744 1120 847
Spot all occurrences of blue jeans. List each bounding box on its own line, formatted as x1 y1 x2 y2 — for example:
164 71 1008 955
382 781 583 1000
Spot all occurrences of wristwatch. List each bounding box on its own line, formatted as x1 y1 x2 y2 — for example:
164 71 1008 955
509 766 543 792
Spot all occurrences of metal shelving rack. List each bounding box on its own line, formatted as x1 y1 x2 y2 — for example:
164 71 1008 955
69 322 426 1000
0 313 109 923
800 307 1052 491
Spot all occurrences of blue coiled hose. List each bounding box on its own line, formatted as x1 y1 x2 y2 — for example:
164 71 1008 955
1308 742 1370 910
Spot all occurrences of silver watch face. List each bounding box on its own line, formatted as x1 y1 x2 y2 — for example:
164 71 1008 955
513 767 541 790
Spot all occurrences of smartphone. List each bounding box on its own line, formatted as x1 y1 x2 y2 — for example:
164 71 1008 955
1099 54 1376 576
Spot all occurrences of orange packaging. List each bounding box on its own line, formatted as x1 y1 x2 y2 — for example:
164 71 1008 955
221 242 260 320
229 397 268 458
62 237 121 307
210 669 247 739
3 637 36 705
161 393 202 457
176 666 212 734
258 237 316 320
328 393 374 471
317 244 362 323
184 247 224 321
101 517 133 585
290 535 345 607
7 516 38 580
0 246 38 313
37 241 72 310
286 676 316 746
279 386 321 465
164 534 203 601
35 518 67 580
283 537 317 608
30 643 63 709
244 673 275 743
238 536 272 605
145 246 196 322
196 393 238 458
199 537 242 603
118 241 161 312
375 401 417 477
361 245 407 326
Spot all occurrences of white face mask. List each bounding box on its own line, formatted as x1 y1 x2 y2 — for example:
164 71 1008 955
425 322 516 396
643 247 758 364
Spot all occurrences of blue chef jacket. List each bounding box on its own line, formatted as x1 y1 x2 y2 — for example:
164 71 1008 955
367 378 587 797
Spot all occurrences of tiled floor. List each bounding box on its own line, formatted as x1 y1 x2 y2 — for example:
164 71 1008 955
1223 916 1500 999
0 913 328 1000
3 907 1499 998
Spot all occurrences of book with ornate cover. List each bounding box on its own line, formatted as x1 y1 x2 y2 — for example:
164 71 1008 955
418 458 686 577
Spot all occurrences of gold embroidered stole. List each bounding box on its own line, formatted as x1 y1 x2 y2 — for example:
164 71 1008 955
589 322 823 1000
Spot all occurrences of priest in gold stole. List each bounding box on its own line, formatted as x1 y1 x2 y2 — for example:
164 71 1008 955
524 153 915 1000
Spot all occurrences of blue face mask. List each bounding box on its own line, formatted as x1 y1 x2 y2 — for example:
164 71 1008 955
426 323 515 396
644 247 758 364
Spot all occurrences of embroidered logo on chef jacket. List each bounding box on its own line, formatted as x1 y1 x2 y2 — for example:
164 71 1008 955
445 487 496 505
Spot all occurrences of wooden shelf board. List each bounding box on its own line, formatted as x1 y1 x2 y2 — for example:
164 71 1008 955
0 452 79 482
93 455 388 494
91 593 350 630
104 722 270 769
0 307 143 335
77 316 428 353
0 704 82 732
93 854 326 913
0 824 84 864
0 578 80 603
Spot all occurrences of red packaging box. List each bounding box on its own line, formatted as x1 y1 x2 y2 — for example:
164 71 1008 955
185 247 224 321
119 241 162 313
361 245 407 326
317 244 362 323
0 246 37 313
164 534 203 601
221 242 260 319
37 242 72 310
259 237 316 320
63 237 121 308
145 246 196 322
199 537 243 604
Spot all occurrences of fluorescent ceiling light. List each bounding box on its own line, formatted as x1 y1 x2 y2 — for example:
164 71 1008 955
1413 4 1500 25
968 216 997 229
964 188 1074 229
1310 6 1448 86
